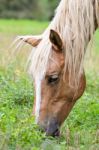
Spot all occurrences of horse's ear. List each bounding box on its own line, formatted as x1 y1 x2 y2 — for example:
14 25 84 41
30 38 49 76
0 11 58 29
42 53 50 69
49 29 63 52
19 35 42 47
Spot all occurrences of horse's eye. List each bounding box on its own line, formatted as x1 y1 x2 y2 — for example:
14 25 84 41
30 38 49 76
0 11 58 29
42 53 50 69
48 74 59 85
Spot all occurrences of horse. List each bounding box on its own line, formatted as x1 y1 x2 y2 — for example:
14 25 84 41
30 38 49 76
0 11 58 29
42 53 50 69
17 0 99 136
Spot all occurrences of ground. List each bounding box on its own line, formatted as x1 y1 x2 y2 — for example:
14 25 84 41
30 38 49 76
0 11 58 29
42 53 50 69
0 19 99 150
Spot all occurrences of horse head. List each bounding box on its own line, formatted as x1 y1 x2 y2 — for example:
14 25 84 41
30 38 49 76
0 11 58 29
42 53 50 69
20 29 86 136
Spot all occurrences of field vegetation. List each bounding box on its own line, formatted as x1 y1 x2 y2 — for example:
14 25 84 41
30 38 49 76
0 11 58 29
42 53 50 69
0 19 99 150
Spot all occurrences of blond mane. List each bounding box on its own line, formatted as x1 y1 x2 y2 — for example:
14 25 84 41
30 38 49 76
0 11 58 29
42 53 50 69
25 0 99 86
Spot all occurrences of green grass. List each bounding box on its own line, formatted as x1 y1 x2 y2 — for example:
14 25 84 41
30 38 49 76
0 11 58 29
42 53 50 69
0 19 48 35
0 19 99 150
93 30 99 54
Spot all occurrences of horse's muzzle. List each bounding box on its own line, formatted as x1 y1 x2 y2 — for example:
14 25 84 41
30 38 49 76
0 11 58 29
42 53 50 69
46 118 60 137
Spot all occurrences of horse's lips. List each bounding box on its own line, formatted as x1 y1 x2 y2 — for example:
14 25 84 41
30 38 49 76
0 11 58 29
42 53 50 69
46 128 60 137
53 129 60 137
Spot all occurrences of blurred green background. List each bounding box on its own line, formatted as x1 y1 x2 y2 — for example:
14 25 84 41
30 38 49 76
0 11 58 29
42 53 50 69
0 0 59 20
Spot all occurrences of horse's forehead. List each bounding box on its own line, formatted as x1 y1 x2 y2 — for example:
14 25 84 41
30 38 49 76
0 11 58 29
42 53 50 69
46 51 65 74
52 50 64 60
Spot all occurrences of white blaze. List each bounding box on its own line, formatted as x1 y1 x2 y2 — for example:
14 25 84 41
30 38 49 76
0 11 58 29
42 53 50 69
35 75 43 123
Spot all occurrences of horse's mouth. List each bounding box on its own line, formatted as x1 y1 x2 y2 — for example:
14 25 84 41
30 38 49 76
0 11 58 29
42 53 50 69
53 128 60 137
46 128 60 137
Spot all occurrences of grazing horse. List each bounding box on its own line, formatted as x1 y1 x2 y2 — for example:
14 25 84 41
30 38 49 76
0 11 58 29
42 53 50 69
18 0 99 136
